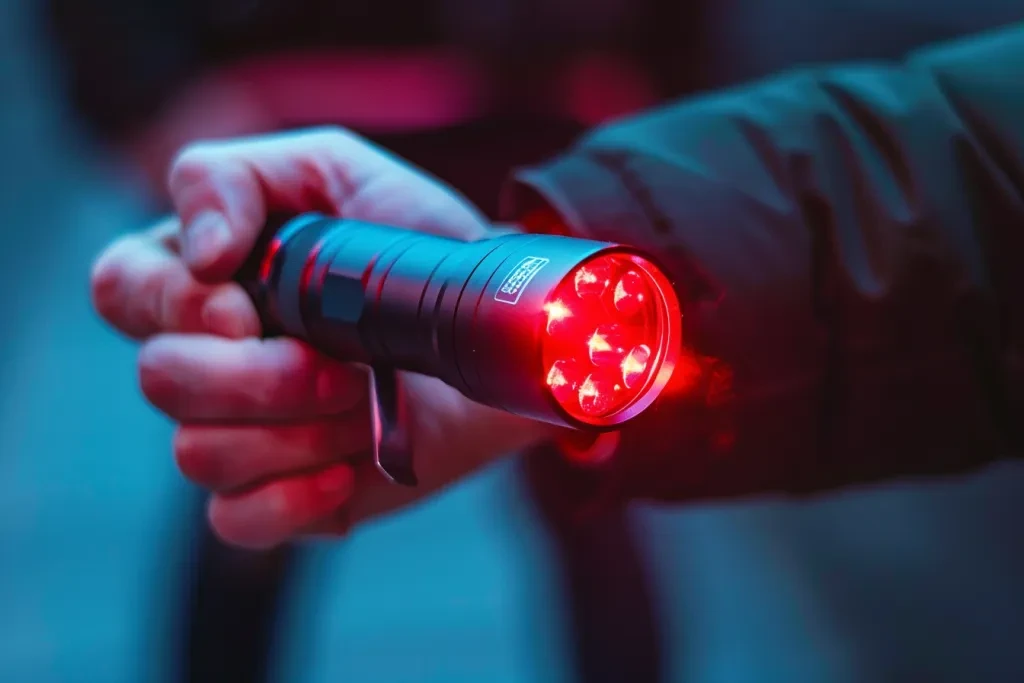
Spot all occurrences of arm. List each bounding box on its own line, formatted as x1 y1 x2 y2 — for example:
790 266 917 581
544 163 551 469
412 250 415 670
504 23 1024 506
89 27 1024 547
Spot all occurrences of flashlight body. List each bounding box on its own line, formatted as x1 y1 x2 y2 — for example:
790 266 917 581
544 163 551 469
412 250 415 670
242 214 679 430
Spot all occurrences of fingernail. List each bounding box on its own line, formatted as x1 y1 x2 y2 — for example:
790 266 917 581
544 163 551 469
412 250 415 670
202 286 261 338
184 210 231 271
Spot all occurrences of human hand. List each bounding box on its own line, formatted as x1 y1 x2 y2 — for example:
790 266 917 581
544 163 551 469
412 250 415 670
91 127 560 548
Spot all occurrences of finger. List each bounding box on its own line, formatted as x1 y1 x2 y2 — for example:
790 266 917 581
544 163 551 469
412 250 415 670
167 127 491 282
298 447 474 539
167 127 385 280
174 413 372 491
208 464 355 549
297 454 469 541
325 380 561 528
139 335 365 421
91 218 260 339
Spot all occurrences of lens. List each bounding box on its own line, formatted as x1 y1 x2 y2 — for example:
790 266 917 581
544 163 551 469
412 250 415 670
543 299 574 335
540 251 680 425
612 270 648 317
587 323 629 367
621 344 651 388
578 371 621 416
546 358 585 406
573 260 614 298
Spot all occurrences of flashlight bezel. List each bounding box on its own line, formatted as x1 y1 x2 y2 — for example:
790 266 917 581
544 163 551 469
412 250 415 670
536 248 682 430
458 236 682 432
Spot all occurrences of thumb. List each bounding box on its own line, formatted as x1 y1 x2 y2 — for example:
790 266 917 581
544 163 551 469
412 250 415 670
167 127 386 282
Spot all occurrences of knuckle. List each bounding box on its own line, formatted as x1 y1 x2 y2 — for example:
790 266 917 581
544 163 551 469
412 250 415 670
265 484 293 522
168 142 217 188
206 499 241 546
173 427 212 483
202 285 260 339
89 243 127 315
137 341 178 412
307 125 354 146
298 131 360 209
137 260 172 330
90 232 178 336
160 269 207 331
311 125 365 160
255 340 322 413
169 142 254 222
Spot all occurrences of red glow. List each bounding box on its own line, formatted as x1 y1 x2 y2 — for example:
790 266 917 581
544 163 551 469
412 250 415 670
574 262 613 298
621 344 651 388
711 429 737 453
578 373 620 416
541 252 680 424
664 352 704 397
707 363 735 408
543 299 573 334
587 323 629 367
259 236 283 282
612 270 647 316
546 359 584 406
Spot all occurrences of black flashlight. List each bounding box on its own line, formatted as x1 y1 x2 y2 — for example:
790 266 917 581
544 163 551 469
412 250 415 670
239 214 681 485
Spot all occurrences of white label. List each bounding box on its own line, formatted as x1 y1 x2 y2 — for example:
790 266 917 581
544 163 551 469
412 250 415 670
494 256 550 305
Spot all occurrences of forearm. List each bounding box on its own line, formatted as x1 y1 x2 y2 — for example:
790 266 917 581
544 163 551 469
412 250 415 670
504 24 1024 506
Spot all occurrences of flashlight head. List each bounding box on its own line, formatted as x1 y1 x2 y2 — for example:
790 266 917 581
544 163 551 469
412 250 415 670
458 243 681 430
243 215 682 432
540 252 680 426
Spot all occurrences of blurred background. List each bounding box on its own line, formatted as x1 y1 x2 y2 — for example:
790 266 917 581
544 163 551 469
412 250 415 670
2 0 1024 681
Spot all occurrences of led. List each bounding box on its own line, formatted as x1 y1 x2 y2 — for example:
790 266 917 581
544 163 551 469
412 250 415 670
574 262 613 298
543 299 574 334
546 359 584 405
621 344 651 388
612 270 648 317
588 323 629 367
541 252 679 424
578 373 619 416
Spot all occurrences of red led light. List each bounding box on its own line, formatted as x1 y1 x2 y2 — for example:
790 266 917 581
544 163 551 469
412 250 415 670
612 270 648 316
540 251 680 425
587 323 629 367
546 358 585 406
574 261 613 298
543 299 574 334
621 344 651 388
578 372 621 416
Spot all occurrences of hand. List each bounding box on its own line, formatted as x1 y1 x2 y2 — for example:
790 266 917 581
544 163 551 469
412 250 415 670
92 127 560 549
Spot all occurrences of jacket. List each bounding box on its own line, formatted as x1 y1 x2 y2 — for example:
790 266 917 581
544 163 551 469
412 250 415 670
504 23 1024 509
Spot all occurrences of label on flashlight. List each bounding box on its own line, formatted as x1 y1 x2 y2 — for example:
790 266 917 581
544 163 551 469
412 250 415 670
495 256 549 305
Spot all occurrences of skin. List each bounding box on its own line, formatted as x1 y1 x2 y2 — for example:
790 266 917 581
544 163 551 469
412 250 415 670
91 127 561 549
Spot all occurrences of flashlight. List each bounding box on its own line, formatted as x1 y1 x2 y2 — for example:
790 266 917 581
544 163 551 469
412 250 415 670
239 214 681 485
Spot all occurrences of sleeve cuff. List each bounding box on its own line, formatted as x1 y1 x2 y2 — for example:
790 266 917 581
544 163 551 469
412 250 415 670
499 148 749 511
500 150 655 243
